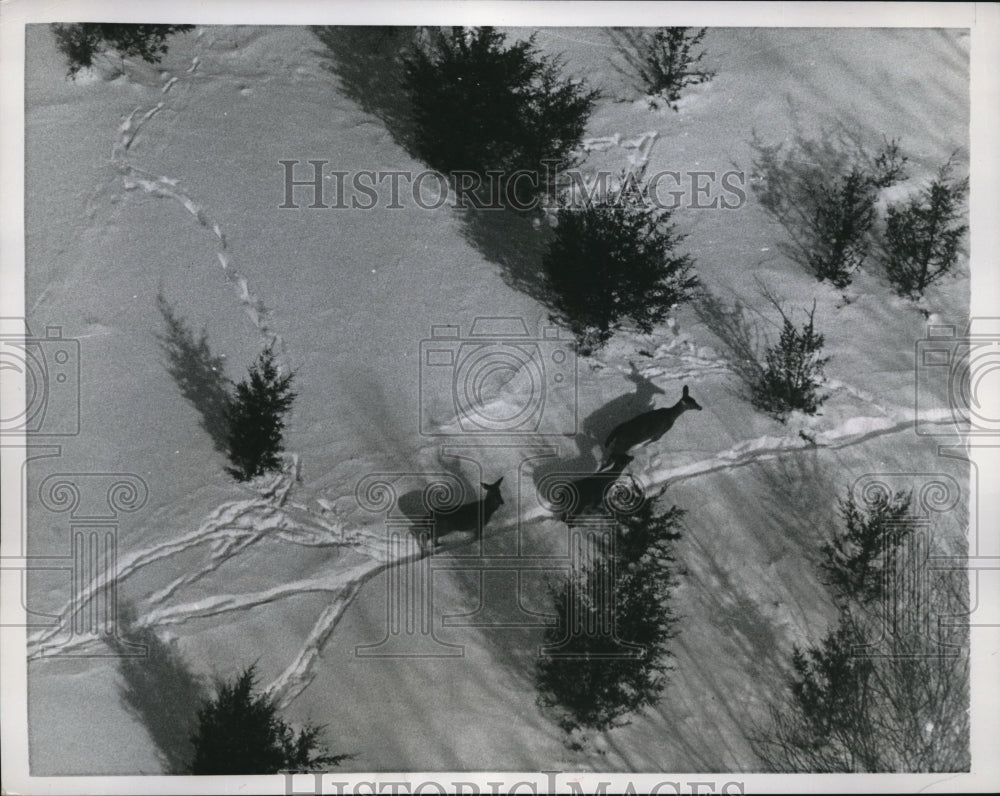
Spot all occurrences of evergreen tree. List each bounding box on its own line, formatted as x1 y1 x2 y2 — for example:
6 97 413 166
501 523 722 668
806 167 878 287
401 26 598 205
189 665 350 774
224 346 296 482
820 489 917 605
542 183 698 354
751 301 830 418
751 134 908 288
883 159 968 298
536 502 683 731
754 485 969 772
635 27 715 109
51 23 195 77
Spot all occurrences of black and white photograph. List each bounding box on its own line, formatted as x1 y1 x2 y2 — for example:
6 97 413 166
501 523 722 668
2 1 998 793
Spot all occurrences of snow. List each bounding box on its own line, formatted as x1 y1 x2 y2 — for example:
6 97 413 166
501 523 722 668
20 23 975 775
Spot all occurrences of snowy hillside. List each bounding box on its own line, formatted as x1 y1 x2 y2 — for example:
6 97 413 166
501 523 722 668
19 22 977 777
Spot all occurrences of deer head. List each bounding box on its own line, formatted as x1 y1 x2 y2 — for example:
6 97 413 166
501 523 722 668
678 384 702 412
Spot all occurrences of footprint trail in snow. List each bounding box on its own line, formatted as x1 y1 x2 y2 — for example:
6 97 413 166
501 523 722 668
110 60 285 359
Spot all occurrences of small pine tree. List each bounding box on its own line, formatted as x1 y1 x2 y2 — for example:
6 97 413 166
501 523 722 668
806 167 878 287
869 137 910 189
51 23 194 77
224 346 296 482
401 26 598 204
820 489 917 605
753 482 969 773
189 665 350 774
635 27 715 109
786 623 879 766
759 605 969 772
752 301 830 419
751 134 907 288
536 502 682 732
543 184 698 354
883 159 968 299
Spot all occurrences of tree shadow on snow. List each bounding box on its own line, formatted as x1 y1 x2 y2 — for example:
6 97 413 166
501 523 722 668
311 26 420 154
458 204 555 309
111 606 209 774
745 106 893 277
755 447 841 564
155 293 232 453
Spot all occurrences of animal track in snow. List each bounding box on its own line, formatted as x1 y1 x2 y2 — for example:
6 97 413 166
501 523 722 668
111 85 278 350
26 460 354 661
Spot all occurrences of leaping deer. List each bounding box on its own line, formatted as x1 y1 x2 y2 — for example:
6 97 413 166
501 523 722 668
600 385 702 468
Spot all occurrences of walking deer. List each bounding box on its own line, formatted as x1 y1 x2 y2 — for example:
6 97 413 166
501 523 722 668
600 384 702 468
423 477 504 552
558 453 635 523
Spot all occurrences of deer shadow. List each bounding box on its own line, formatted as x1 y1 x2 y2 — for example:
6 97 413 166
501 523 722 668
111 607 209 774
311 26 420 154
155 294 231 453
530 363 666 489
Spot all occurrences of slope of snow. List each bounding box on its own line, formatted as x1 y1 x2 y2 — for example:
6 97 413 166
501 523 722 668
22 24 971 774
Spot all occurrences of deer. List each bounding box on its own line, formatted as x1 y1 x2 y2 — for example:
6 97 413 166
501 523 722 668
583 361 665 445
420 477 504 553
599 384 702 469
557 453 635 524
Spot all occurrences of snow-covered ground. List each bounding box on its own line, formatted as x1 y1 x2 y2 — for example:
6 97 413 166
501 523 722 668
19 23 976 775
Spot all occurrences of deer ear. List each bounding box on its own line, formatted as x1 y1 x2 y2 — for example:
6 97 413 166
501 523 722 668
682 385 689 397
